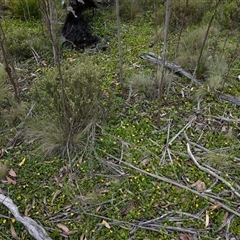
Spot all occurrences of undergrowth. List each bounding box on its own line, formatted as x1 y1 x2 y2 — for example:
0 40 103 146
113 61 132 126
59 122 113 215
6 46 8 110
0 1 240 239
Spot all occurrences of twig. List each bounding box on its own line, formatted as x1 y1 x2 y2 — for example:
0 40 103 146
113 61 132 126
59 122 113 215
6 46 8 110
86 211 200 234
30 46 41 64
184 132 240 161
139 210 204 225
217 208 238 233
0 194 52 240
187 143 240 199
119 140 124 164
131 224 198 234
120 161 240 217
168 115 196 145
167 147 173 163
211 115 240 123
160 119 172 164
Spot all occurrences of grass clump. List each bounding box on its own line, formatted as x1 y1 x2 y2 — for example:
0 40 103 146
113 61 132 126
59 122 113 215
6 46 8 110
176 26 217 79
207 56 228 89
128 73 156 99
26 59 111 155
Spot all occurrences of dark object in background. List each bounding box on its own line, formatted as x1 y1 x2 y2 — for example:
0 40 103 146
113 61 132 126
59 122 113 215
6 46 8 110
62 0 99 50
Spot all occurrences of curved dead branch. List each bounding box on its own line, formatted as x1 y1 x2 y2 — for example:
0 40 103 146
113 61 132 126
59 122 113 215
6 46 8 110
0 194 52 240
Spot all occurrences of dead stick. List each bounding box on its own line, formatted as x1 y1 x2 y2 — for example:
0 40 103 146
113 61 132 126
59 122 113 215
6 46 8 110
187 143 240 199
0 194 52 240
120 161 240 217
140 52 240 106
169 115 196 144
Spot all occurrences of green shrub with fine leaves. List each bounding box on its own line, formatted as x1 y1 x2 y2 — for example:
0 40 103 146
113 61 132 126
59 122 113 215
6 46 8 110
26 59 112 155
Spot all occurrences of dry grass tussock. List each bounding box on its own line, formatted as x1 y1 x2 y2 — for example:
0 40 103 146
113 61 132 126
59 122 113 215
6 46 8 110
177 27 217 74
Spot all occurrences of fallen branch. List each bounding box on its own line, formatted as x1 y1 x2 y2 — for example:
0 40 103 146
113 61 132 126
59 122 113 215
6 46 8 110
218 93 240 106
140 52 201 85
184 131 240 162
140 52 240 106
187 143 240 199
211 115 240 123
120 161 240 217
168 115 196 145
0 194 52 240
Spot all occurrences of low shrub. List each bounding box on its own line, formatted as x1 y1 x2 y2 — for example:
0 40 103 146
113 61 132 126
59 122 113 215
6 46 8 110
26 59 112 155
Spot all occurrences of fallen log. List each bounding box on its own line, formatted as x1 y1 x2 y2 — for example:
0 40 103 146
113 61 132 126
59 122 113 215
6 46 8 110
140 52 240 106
0 193 52 240
218 93 240 106
140 52 202 85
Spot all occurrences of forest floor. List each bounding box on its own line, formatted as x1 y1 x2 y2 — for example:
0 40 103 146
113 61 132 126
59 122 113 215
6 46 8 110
0 2 240 240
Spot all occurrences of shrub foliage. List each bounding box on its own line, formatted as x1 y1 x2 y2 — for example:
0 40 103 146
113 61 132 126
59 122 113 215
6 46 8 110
26 59 110 155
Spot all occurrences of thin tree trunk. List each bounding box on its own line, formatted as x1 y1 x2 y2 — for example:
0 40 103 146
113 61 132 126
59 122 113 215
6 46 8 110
115 0 125 98
40 0 68 124
0 22 20 103
157 0 171 124
212 1 224 58
193 0 221 78
175 0 188 56
166 0 188 100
